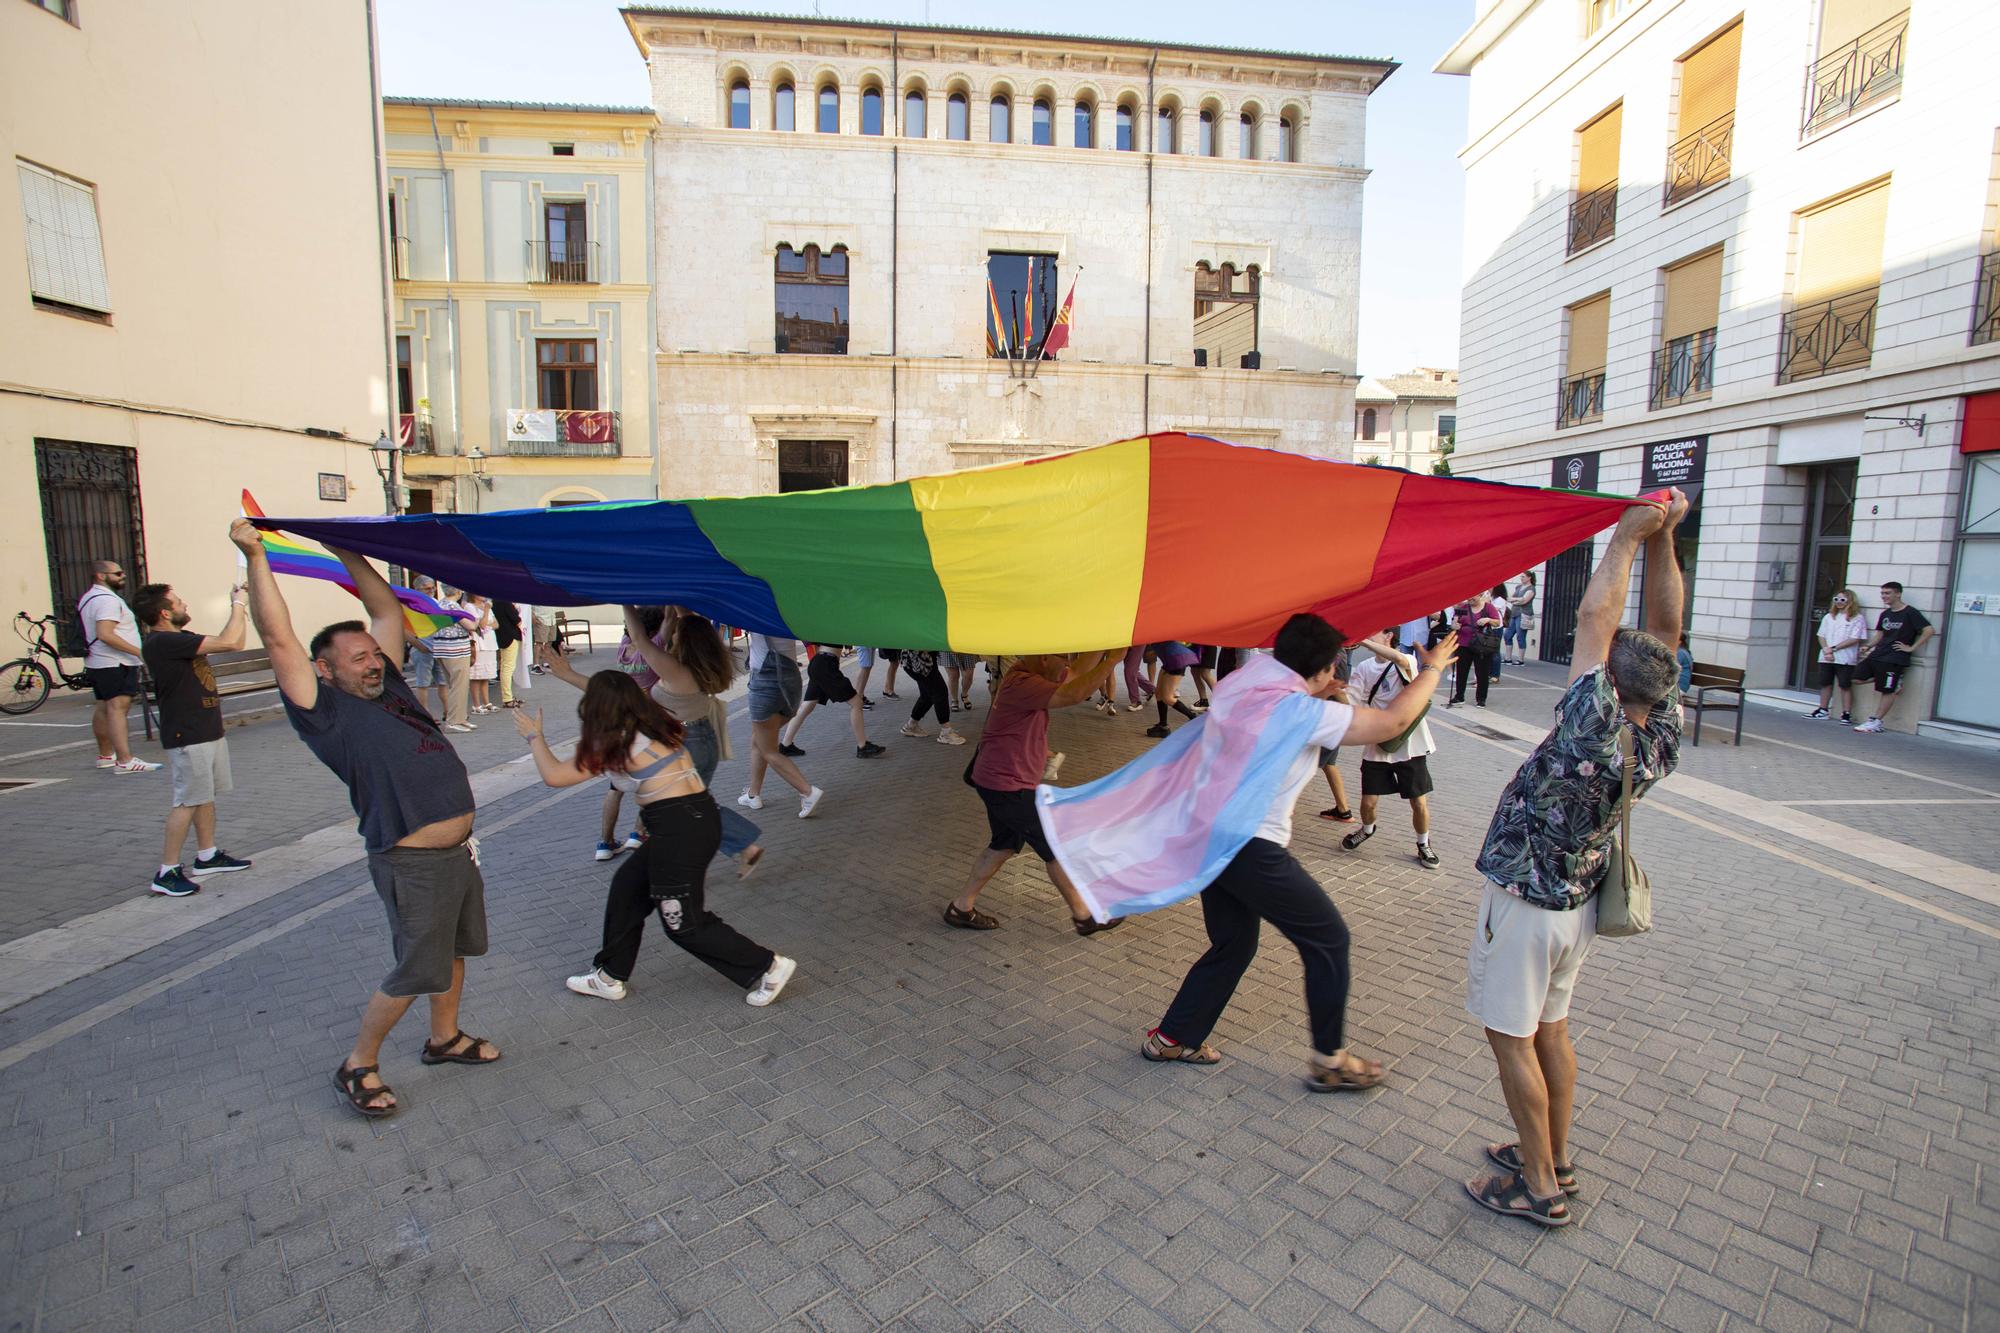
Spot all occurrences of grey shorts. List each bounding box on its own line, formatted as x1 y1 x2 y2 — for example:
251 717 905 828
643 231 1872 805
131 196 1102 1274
748 658 802 722
366 841 488 997
404 648 440 688
168 738 233 807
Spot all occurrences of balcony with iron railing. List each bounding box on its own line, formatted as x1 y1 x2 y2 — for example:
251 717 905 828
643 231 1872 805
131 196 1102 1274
1664 112 1732 207
526 238 598 284
1567 180 1617 256
502 410 620 457
1974 252 2000 347
1649 329 1717 410
1800 10 1909 139
1556 368 1606 429
1777 287 1877 384
396 412 434 454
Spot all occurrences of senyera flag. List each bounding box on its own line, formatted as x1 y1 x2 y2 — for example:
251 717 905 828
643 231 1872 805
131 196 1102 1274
246 433 1657 655
242 491 474 639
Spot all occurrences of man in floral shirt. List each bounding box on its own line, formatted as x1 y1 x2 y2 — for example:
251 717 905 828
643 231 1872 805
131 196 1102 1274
1464 488 1690 1229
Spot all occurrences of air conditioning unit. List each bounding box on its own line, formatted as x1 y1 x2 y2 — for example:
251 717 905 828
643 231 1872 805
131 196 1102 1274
1193 348 1209 368
1241 351 1262 370
775 332 790 353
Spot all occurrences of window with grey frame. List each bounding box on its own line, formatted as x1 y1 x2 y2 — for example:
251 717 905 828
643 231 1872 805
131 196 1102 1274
774 244 849 354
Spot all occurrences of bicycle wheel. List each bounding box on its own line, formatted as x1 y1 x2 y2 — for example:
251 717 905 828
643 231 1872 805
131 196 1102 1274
0 659 52 715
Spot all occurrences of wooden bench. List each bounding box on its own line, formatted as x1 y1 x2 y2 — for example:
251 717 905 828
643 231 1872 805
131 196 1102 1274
139 648 276 741
555 611 594 655
1687 661 1745 747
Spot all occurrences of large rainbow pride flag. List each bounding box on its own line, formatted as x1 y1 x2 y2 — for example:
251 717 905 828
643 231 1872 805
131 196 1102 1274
244 492 474 639
248 433 1651 654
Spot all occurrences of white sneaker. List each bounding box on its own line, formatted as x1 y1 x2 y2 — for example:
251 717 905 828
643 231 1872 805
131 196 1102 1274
737 790 764 810
112 758 162 773
746 955 796 1007
1854 717 1884 733
445 722 476 733
94 755 115 769
566 968 627 1001
798 786 824 818
1042 751 1066 782
900 721 928 738
1096 700 1116 716
936 727 968 746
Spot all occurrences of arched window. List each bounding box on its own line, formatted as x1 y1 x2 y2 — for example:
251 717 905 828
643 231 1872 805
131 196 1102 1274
728 80 750 129
990 94 1011 143
1279 116 1296 162
1074 98 1095 148
904 88 927 136
1115 101 1135 151
1157 105 1177 153
774 244 850 355
1239 112 1257 159
817 85 839 133
774 82 795 131
1032 98 1052 146
1361 408 1377 441
947 91 969 141
1198 109 1215 157
861 86 883 135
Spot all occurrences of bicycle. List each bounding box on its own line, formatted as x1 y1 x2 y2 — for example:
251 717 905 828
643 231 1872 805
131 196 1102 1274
1 613 93 716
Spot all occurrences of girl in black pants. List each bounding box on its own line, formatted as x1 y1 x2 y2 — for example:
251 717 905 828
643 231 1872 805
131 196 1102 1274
515 669 796 1007
897 649 967 745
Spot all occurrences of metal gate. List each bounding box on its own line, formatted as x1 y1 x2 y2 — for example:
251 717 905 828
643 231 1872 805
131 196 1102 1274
1538 538 1596 666
35 440 146 658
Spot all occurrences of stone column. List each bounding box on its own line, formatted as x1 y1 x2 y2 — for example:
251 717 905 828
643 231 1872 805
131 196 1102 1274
1056 95 1076 148
748 77 769 132
1258 111 1279 161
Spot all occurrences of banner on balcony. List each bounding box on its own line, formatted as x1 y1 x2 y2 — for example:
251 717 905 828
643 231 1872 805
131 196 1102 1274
560 411 615 444
506 409 557 444
248 432 1661 656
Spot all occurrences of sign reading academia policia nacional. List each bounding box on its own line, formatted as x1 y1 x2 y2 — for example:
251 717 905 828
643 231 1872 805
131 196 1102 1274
1550 450 1600 492
1642 432 1706 538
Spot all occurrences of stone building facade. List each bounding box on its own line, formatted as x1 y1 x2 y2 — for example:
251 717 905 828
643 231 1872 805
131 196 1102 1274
621 7 1396 495
1354 368 1459 473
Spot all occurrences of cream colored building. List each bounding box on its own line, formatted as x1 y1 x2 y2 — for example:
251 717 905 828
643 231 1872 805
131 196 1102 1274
1354 368 1459 472
2 0 392 651
621 7 1395 494
383 99 659 515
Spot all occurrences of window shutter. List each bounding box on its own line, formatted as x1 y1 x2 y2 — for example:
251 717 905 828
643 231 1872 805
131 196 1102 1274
1677 22 1742 137
1795 182 1890 305
17 161 111 312
1576 105 1622 194
1819 0 1903 52
1663 249 1724 341
1566 294 1610 375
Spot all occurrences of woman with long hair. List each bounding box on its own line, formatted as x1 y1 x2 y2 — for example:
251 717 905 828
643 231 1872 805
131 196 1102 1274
1503 571 1537 666
515 670 796 1006
739 633 824 815
1812 587 1869 723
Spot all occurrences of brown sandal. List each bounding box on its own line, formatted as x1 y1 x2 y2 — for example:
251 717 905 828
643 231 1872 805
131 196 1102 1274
420 1031 501 1066
738 845 764 881
334 1062 396 1118
1141 1029 1222 1065
1074 915 1125 937
943 902 1000 930
1304 1051 1386 1093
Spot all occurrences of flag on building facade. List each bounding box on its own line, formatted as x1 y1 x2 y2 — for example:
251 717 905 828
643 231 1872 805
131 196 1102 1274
986 280 1009 357
1040 275 1077 359
506 409 558 444
559 410 615 444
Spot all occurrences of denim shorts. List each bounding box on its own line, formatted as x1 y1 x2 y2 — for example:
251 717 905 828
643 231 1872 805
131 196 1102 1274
404 646 440 688
747 657 802 721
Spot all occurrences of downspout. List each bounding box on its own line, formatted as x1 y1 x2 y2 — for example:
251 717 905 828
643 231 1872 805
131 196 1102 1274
426 106 467 512
363 0 400 515
1142 48 1157 435
890 28 899 480
645 128 661 498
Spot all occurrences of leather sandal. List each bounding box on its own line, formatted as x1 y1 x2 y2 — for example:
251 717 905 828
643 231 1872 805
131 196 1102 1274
1304 1051 1386 1093
420 1031 501 1066
1465 1171 1571 1227
1487 1143 1579 1196
942 902 1000 930
1141 1029 1221 1065
1073 915 1125 937
334 1062 396 1118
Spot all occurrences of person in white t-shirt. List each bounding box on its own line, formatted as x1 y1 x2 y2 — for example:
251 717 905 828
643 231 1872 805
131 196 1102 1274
1340 632 1440 868
78 559 160 774
1809 589 1869 723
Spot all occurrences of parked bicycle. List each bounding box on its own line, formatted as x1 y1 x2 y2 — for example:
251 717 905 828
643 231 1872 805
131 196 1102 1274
1 613 92 715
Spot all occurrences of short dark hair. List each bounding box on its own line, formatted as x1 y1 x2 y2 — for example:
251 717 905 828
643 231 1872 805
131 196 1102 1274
1880 580 1903 593
131 583 174 629
1273 613 1347 679
1607 628 1678 708
309 620 369 660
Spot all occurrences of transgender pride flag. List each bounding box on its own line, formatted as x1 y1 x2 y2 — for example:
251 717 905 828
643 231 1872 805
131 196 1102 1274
1038 654 1341 922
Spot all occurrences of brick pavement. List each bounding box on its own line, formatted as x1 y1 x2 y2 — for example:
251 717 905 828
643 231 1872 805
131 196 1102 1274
1 660 1996 1331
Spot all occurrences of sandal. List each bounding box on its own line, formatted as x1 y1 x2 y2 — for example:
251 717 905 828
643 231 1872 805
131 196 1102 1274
1465 1171 1571 1227
1487 1143 1579 1196
333 1062 396 1118
420 1031 501 1066
1073 915 1125 937
1141 1029 1221 1064
738 845 764 881
1304 1051 1386 1093
942 902 1000 930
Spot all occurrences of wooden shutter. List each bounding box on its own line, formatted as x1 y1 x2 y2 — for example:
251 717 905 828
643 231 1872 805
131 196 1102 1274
1795 182 1890 304
1663 249 1724 340
1677 22 1742 137
1566 294 1610 374
17 161 111 312
1576 105 1622 194
1819 0 1904 52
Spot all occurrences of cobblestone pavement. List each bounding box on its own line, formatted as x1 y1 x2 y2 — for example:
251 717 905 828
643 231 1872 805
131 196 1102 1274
0 660 1995 1331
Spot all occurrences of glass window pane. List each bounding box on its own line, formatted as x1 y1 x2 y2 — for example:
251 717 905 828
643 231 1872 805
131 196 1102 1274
1158 108 1176 153
1239 113 1255 158
1198 111 1214 157
1116 105 1133 151
905 90 926 136
1935 535 2000 727
1965 456 2000 535
818 248 847 277
948 93 968 140
990 96 1011 143
861 88 883 135
776 245 806 274
818 86 838 133
1032 100 1052 146
775 84 794 131
1279 117 1294 161
985 252 1057 358
1074 101 1093 148
729 83 750 129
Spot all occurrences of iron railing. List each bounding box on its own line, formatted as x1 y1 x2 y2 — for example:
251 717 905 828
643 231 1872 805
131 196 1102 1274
1556 368 1606 429
1800 11 1908 139
396 413 434 454
1778 287 1877 383
526 238 597 284
1649 328 1717 409
1974 252 2000 347
1664 111 1732 207
1567 180 1617 255
502 410 620 457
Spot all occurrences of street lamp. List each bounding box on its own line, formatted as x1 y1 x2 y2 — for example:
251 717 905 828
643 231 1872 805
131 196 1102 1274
369 431 404 516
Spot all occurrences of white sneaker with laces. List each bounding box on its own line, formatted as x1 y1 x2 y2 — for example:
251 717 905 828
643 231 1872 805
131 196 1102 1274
746 955 796 1007
936 727 968 746
95 755 115 769
1854 717 1885 733
900 721 928 738
112 758 162 773
566 969 627 1001
737 790 764 810
798 786 824 818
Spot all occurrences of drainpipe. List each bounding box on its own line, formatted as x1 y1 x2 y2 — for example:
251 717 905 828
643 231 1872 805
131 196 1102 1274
426 106 468 512
645 129 661 499
1142 48 1157 435
363 0 400 516
890 28 899 480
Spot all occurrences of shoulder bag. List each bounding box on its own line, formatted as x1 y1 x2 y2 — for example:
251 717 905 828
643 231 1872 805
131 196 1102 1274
1594 725 1653 938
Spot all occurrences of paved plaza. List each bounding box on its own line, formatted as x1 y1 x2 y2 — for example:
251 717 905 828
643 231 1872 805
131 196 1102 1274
0 654 1996 1331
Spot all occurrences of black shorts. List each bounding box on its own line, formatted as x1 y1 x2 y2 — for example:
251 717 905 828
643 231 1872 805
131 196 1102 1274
87 665 140 701
1361 756 1433 800
1816 662 1855 689
1194 644 1220 670
976 784 1054 860
803 653 856 704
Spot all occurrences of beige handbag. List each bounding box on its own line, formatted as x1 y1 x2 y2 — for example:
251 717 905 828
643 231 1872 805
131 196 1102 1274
1594 726 1653 938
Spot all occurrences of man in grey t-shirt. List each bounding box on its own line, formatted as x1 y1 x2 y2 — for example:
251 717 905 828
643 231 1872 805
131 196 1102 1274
231 520 501 1120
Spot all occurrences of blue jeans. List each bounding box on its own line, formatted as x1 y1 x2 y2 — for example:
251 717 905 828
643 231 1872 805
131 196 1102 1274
404 644 440 688
1503 612 1529 656
682 718 759 858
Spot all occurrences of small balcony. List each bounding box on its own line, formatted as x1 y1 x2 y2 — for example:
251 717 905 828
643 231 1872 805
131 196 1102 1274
1777 288 1877 384
527 238 598 284
1663 111 1732 207
396 412 434 454
1567 180 1617 255
1556 368 1606 429
1974 252 2000 347
1649 329 1717 410
502 409 620 457
1800 11 1909 139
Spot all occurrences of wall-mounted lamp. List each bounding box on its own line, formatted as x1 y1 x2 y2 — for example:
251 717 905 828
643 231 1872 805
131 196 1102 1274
466 447 495 490
368 432 403 514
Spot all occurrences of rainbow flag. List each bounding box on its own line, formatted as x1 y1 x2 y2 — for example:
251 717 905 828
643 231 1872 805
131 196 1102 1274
243 491 474 639
247 433 1653 656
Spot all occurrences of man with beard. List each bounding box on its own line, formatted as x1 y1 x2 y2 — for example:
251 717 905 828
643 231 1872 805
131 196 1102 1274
230 520 500 1120
135 578 253 896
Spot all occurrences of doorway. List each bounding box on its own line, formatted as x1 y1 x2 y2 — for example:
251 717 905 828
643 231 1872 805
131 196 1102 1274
1538 538 1596 665
35 440 146 658
778 439 849 493
1791 460 1857 686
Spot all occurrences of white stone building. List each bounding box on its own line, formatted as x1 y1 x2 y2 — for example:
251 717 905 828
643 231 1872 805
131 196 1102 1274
1354 368 1459 472
620 7 1395 495
1439 0 2000 738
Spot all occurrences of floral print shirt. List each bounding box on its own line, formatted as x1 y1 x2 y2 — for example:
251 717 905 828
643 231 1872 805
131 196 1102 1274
1475 665 1682 911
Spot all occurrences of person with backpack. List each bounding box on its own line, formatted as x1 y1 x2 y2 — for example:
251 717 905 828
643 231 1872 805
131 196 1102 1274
1340 632 1442 869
